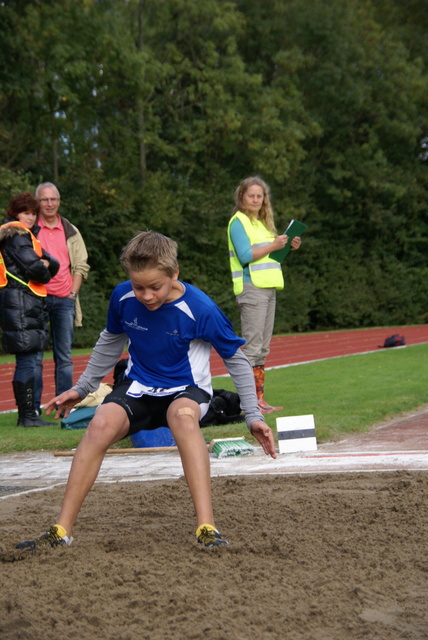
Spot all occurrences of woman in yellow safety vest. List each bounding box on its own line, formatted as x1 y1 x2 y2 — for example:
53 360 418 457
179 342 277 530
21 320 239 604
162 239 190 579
227 176 302 413
0 193 59 426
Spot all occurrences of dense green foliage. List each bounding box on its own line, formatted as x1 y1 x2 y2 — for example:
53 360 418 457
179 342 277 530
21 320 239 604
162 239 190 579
1 0 427 346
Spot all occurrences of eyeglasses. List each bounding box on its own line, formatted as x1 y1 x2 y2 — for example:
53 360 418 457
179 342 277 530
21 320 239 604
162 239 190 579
39 197 60 204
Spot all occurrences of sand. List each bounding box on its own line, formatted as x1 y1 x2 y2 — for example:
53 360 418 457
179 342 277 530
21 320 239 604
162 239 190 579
1 471 427 639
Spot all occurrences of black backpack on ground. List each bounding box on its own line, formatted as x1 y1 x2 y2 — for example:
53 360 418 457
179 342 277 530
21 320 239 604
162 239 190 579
200 389 245 427
382 334 406 348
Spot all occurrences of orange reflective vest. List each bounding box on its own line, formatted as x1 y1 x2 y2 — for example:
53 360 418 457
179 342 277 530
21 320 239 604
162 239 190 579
0 221 47 297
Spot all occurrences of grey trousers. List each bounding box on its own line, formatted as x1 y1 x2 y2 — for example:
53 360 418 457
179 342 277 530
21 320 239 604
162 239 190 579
236 282 277 367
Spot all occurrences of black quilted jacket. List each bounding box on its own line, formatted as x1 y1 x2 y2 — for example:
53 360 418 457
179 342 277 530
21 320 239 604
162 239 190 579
0 223 59 354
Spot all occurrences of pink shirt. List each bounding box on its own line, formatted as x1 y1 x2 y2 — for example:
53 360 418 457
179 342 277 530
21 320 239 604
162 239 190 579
38 216 73 297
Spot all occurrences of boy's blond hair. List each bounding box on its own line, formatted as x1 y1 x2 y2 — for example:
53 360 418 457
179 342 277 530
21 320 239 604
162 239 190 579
120 231 178 277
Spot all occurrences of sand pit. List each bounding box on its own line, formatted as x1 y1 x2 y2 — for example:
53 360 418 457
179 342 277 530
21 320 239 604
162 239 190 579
1 471 427 639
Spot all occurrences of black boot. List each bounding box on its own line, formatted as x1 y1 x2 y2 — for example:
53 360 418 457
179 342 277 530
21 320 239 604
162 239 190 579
12 379 52 427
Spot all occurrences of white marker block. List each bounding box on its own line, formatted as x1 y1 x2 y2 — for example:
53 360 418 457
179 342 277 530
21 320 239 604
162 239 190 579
276 414 317 454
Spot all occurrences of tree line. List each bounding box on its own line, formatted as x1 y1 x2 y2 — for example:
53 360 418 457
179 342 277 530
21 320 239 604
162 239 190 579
1 0 427 347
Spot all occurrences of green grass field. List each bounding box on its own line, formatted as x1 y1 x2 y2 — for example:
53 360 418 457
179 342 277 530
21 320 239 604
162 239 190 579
0 343 427 454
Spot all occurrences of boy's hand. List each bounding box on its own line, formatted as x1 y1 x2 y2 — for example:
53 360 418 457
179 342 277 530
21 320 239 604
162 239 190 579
44 390 81 419
250 421 277 458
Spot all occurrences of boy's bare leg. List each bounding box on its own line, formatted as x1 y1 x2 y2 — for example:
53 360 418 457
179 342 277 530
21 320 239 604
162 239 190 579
167 398 214 527
57 403 130 536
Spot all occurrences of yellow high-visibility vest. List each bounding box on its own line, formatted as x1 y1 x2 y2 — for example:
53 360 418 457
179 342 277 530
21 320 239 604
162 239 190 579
227 212 284 295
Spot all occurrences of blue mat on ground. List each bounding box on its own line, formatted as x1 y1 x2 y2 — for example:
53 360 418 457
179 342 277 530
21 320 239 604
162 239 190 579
130 426 176 448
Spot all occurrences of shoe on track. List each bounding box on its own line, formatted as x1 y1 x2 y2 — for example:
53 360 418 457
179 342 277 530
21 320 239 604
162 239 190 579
196 524 228 548
16 525 72 552
258 398 283 414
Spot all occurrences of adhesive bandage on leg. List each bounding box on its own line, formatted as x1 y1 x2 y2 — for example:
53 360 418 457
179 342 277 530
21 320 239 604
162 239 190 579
177 407 195 418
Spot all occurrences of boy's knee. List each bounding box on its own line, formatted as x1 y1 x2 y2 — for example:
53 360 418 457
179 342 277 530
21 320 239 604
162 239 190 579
85 409 127 443
85 414 108 440
87 413 105 430
177 406 196 419
168 403 199 432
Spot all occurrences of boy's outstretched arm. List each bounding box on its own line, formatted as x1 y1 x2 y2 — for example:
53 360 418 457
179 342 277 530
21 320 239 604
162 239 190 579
45 330 128 420
72 330 128 399
223 348 277 458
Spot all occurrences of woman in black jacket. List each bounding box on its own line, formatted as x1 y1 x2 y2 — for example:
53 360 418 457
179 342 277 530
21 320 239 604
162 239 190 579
0 193 59 426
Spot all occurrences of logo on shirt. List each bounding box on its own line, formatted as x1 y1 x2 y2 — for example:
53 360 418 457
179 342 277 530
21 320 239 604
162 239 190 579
124 317 148 332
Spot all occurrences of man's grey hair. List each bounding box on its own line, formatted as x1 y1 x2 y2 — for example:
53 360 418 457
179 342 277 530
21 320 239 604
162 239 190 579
35 182 61 198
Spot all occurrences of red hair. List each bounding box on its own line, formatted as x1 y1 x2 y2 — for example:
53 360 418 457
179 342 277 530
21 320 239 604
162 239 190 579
6 192 40 220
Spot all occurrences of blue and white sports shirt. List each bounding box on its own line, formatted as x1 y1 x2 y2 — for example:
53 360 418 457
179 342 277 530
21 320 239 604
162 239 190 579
107 280 245 397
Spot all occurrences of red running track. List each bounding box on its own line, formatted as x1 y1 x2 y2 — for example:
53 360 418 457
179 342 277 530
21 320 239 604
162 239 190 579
1 325 427 413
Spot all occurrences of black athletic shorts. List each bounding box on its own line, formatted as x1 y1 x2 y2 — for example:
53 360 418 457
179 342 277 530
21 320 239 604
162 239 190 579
102 376 211 436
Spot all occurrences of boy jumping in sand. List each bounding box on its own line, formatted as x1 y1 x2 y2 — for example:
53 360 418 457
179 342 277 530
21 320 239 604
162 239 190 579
16 231 276 552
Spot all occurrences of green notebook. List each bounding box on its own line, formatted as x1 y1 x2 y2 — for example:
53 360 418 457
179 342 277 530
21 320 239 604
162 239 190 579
269 219 308 263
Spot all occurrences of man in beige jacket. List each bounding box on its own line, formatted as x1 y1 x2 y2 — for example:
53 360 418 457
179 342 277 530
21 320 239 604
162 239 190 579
35 182 90 409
